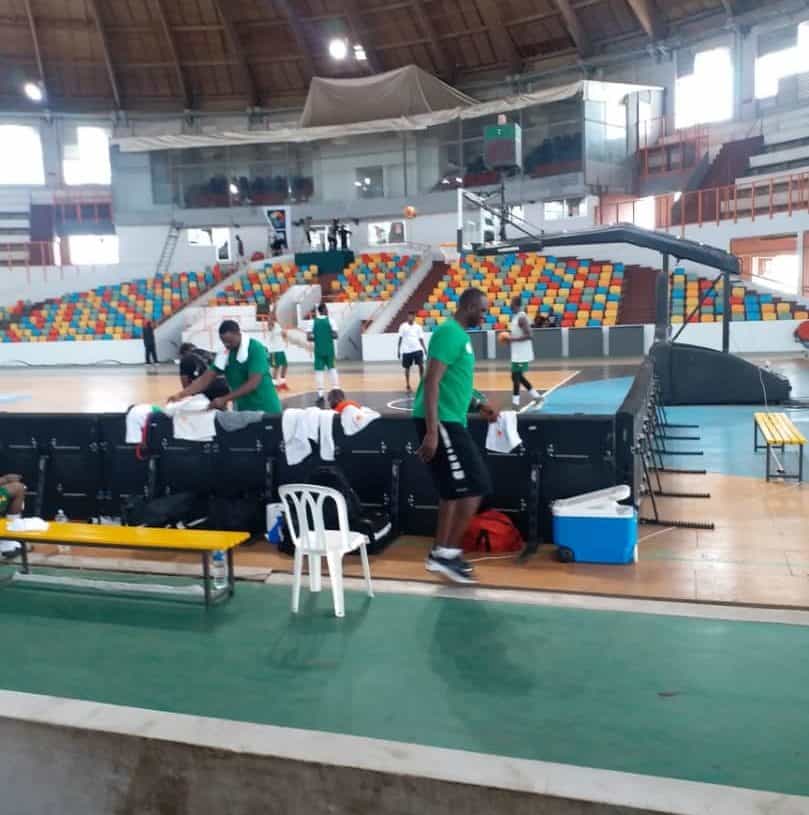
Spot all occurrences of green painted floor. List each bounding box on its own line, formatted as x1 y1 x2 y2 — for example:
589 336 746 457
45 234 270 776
1 575 808 797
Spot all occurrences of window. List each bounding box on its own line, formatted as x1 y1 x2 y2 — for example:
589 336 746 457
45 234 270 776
543 200 565 221
753 255 799 294
68 235 119 265
675 47 733 129
355 166 384 199
63 127 111 185
755 22 809 99
188 227 231 258
0 125 45 185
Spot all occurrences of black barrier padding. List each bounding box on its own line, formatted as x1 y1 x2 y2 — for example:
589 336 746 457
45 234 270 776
98 414 149 514
215 417 282 497
651 341 791 405
399 453 439 536
334 419 394 510
0 414 47 515
467 419 532 538
148 413 218 496
40 414 103 520
615 359 654 502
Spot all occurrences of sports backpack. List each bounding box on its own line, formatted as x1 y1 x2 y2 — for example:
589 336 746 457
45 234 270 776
462 509 524 554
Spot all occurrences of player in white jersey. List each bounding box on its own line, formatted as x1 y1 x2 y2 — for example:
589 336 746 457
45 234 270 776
266 313 289 391
504 295 543 409
397 310 428 392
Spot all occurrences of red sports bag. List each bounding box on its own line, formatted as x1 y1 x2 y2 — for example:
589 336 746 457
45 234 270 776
462 509 524 554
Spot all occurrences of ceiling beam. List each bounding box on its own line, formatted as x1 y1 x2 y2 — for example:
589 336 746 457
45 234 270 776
210 0 260 107
411 0 454 79
553 0 592 57
474 0 522 74
272 0 317 79
341 0 383 73
86 0 122 109
21 0 47 96
151 0 191 109
625 0 666 41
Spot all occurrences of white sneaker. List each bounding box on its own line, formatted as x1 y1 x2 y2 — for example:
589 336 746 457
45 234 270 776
0 539 22 559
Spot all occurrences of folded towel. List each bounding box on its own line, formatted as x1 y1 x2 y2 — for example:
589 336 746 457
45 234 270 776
485 411 522 454
340 404 381 436
8 517 49 532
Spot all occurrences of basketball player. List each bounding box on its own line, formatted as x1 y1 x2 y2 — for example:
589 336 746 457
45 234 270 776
307 303 339 405
413 288 497 584
266 313 289 391
397 310 427 392
505 295 543 409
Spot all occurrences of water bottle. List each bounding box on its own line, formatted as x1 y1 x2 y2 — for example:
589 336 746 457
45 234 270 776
211 550 227 591
55 509 70 554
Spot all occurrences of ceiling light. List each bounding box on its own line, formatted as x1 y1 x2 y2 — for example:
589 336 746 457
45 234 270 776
329 38 348 60
354 180 363 187
364 177 371 185
353 44 367 61
441 178 449 185
229 183 239 195
455 177 463 184
23 81 44 102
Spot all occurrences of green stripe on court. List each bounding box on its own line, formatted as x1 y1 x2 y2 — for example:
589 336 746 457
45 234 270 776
1 577 808 797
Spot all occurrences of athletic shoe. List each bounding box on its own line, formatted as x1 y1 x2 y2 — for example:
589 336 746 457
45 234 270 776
426 551 476 584
0 540 22 560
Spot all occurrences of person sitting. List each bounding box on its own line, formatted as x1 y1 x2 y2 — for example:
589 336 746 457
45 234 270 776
327 388 360 414
178 343 229 402
0 474 26 560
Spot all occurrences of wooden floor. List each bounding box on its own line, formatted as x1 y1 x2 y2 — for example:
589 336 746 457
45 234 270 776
2 361 808 609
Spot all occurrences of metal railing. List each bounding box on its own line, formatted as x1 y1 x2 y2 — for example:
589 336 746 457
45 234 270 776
596 170 809 236
636 117 710 177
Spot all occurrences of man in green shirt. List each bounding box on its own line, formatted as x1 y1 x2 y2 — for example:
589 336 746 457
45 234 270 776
413 287 497 584
307 303 340 406
169 319 281 413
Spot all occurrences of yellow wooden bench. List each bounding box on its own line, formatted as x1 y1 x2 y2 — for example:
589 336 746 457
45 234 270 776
753 412 806 482
1 520 249 606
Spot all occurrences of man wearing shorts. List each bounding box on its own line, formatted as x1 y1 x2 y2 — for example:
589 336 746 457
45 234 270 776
266 313 289 391
413 288 497 584
307 303 339 405
0 474 26 560
504 294 544 409
397 311 427 393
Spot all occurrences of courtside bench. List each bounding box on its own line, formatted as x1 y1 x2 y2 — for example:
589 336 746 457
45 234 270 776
753 412 806 482
1 520 249 607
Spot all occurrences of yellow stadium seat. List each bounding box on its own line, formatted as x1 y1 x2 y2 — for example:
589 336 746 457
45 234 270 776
700 314 714 323
594 294 606 304
552 304 564 314
763 312 777 321
777 302 790 313
731 304 743 314
604 317 617 326
795 311 808 320
543 297 555 306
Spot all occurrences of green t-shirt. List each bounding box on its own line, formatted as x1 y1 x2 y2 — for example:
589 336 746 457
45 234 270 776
213 338 281 413
412 319 475 426
312 316 335 357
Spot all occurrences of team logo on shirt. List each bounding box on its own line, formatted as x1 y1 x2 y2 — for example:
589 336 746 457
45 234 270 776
465 342 473 354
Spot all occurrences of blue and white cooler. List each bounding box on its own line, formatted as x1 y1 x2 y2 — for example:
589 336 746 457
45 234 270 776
551 485 637 564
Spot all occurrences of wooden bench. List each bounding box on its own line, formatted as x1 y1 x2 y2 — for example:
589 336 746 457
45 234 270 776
753 412 806 482
1 520 249 607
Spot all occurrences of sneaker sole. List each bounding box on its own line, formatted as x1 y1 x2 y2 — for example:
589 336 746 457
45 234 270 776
425 559 477 584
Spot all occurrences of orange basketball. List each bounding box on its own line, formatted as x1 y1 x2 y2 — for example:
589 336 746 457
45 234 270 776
404 205 417 219
498 331 510 344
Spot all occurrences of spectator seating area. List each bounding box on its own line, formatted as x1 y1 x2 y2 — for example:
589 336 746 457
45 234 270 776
209 262 317 307
331 254 418 302
0 267 227 343
184 175 315 208
670 268 809 323
417 254 624 331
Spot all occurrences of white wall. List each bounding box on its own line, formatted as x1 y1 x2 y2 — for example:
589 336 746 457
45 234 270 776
0 339 143 366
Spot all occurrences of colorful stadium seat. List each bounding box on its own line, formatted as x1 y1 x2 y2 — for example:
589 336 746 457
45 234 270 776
209 262 316 307
333 254 417 303
415 253 624 331
0 266 227 343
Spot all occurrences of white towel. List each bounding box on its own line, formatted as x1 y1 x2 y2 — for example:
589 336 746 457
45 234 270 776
8 517 49 532
126 404 158 444
301 406 322 442
283 409 312 466
485 411 522 454
164 395 217 442
213 338 249 371
318 410 336 462
340 404 381 436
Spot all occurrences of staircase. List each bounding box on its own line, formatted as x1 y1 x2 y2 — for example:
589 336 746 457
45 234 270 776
155 220 183 276
387 260 449 330
618 265 658 325
700 136 764 188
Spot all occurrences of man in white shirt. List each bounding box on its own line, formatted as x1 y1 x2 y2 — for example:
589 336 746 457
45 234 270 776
503 295 544 409
397 311 428 392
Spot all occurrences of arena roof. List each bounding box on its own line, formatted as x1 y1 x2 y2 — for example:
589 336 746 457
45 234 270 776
0 0 761 113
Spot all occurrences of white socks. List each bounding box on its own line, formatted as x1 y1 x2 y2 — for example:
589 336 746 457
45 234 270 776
315 370 325 396
433 545 462 559
512 395 520 406
329 368 340 387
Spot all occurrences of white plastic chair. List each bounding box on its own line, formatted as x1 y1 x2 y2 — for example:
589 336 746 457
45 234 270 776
279 484 373 618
